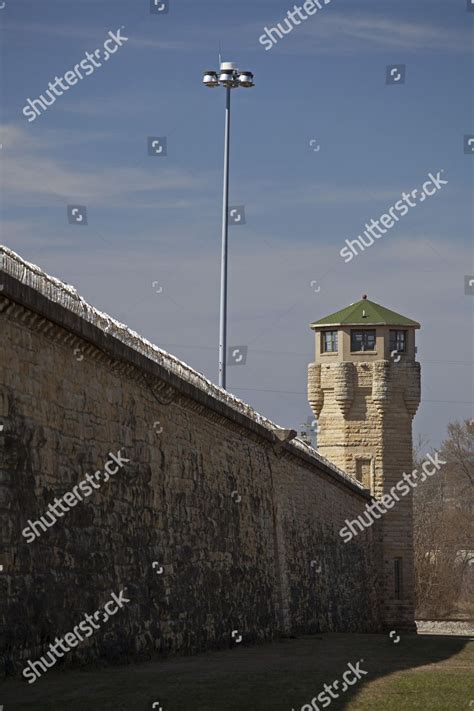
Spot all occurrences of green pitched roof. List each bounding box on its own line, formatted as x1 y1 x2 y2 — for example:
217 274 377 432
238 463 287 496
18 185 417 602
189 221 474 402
311 298 420 328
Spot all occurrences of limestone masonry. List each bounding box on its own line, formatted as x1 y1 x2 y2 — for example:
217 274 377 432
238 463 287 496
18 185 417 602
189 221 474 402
309 296 421 631
0 247 419 671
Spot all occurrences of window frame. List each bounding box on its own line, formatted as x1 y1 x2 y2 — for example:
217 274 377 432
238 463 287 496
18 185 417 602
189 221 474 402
350 329 376 352
389 330 407 354
321 330 338 354
355 457 372 489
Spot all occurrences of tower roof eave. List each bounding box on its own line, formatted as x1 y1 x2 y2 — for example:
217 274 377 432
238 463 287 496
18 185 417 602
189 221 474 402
310 298 420 329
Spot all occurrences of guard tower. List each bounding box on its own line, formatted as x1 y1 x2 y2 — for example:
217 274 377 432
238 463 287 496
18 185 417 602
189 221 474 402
308 295 421 631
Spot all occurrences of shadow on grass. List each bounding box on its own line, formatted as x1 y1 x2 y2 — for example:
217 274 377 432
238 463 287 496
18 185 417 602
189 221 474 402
1 631 473 711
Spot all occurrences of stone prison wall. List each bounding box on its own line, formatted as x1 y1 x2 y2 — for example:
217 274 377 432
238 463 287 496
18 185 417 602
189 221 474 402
0 246 383 672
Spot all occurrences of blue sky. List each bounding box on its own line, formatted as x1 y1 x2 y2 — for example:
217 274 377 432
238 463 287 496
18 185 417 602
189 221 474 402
1 0 473 447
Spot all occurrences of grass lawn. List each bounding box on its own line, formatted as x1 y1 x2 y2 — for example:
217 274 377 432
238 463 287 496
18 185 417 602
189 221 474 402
1 633 472 710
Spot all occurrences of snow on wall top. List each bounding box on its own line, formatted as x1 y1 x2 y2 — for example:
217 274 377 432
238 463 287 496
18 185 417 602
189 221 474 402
0 244 365 493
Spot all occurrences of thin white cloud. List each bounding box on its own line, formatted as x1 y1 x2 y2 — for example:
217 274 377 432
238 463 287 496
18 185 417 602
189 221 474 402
6 23 123 42
245 181 428 213
6 22 210 52
7 11 469 57
254 11 470 55
0 124 210 206
321 14 468 53
291 185 404 206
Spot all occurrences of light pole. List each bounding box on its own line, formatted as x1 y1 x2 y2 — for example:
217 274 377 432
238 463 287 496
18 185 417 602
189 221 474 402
203 62 255 389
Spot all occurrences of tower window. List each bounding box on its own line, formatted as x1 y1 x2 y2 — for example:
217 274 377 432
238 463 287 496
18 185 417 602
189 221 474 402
394 558 403 599
322 330 338 353
389 330 407 353
355 458 372 488
351 329 376 352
